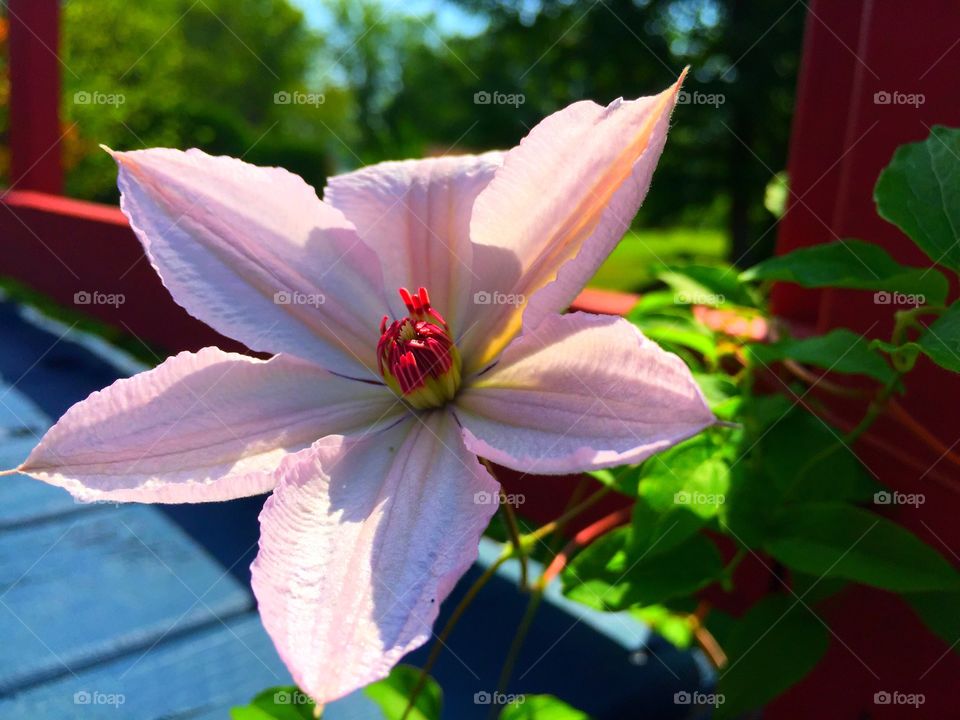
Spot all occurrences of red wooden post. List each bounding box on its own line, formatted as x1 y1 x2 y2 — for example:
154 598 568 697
7 0 62 194
771 1 960 717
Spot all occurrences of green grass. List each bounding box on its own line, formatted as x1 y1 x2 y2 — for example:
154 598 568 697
589 227 729 292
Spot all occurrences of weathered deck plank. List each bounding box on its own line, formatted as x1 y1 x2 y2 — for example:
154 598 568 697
0 503 254 695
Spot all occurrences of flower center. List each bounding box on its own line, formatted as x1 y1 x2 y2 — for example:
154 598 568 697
377 287 461 409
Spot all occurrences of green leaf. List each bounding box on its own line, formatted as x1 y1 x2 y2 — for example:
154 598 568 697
587 465 640 497
230 687 316 720
590 437 731 557
638 436 730 520
714 596 829 719
747 329 896 383
764 503 960 592
657 263 756 307
916 302 960 372
764 170 789 218
364 665 442 720
629 290 685 316
693 372 740 409
720 405 879 547
906 591 960 651
875 125 960 271
630 314 718 364
499 695 592 719
790 572 849 605
631 604 695 648
740 238 948 304
630 496 707 559
562 529 723 611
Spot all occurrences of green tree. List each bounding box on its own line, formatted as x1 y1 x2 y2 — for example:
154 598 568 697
61 0 352 201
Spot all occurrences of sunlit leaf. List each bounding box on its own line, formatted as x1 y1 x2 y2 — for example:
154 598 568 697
230 687 316 720
563 529 722 611
499 695 592 719
364 665 442 720
657 263 756 307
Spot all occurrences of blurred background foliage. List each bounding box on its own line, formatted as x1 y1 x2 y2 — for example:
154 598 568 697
2 0 803 284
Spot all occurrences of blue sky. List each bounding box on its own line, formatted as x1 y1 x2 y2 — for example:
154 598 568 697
289 0 488 37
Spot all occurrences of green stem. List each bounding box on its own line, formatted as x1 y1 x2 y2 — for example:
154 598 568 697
488 589 544 720
523 484 613 546
499 492 528 589
480 457 529 589
401 551 511 720
892 305 945 344
402 480 615 718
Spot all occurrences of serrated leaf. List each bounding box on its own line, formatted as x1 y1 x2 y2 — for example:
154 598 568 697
764 503 960 592
714 596 829 719
747 329 896 383
499 694 592 719
740 238 948 304
364 665 442 720
230 687 316 720
875 125 960 271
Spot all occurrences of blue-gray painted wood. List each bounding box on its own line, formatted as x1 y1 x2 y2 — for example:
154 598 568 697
0 613 287 719
0 505 253 695
0 385 97 530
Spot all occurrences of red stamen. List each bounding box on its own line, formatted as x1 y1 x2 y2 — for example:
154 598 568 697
377 287 459 400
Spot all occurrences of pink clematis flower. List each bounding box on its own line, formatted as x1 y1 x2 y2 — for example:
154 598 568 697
19 75 714 703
